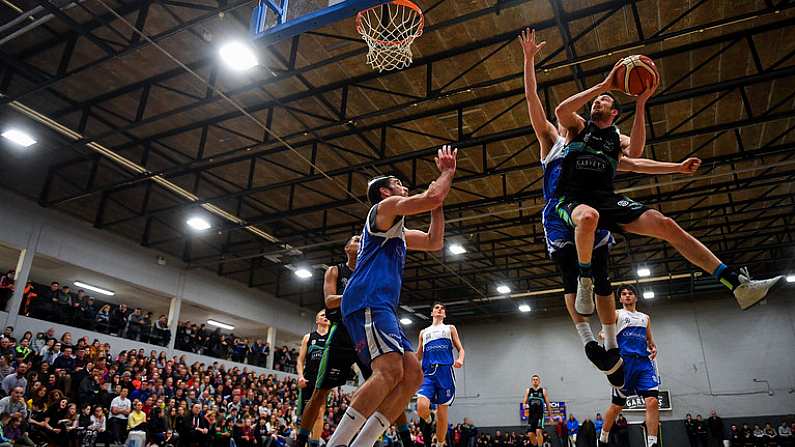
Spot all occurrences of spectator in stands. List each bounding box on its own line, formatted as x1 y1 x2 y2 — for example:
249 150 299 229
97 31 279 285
109 387 131 444
0 339 11 360
33 281 61 321
53 346 76 371
778 421 793 446
0 270 14 310
185 403 209 446
126 308 146 341
0 387 26 417
614 414 629 447
150 315 171 347
109 303 130 337
95 305 112 334
1 363 27 396
707 410 724 447
567 414 579 446
695 415 708 447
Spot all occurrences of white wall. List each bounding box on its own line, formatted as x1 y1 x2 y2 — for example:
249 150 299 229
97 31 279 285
448 296 795 427
18 316 297 379
0 190 312 336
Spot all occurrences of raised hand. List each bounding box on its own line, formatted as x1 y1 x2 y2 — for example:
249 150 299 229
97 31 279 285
518 28 546 60
679 157 701 174
637 75 659 102
601 59 624 92
435 145 458 174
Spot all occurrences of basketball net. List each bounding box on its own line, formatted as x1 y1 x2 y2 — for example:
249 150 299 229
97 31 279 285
356 0 424 72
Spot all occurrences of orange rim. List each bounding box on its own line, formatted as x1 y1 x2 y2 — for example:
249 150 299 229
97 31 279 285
356 0 424 47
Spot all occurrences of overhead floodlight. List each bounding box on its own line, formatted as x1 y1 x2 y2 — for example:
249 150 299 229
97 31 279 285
207 319 235 330
642 290 655 299
2 129 36 147
73 281 115 296
186 217 211 231
496 285 511 295
448 243 466 255
294 268 313 279
786 275 795 283
637 267 651 277
400 318 413 325
219 41 258 71
518 304 531 313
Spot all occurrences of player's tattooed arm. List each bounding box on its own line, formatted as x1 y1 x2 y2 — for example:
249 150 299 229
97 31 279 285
323 266 342 310
555 61 622 140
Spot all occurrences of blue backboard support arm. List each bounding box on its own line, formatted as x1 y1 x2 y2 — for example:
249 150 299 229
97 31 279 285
250 0 390 46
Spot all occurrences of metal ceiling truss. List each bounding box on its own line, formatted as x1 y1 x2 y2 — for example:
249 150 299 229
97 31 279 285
2 0 794 311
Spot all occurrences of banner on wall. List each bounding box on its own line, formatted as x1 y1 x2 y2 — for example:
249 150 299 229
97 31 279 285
520 401 567 424
623 390 672 412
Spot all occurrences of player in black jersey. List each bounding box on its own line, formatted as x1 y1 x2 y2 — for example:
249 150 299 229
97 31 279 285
297 310 330 447
555 61 783 317
521 374 551 446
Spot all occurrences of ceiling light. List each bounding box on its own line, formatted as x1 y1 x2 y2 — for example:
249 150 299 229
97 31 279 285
219 41 258 71
73 281 115 296
400 318 413 325
448 243 466 255
186 217 211 231
642 290 655 299
2 129 36 147
207 319 235 330
518 304 531 313
294 268 312 279
637 267 651 277
786 275 795 283
496 285 511 295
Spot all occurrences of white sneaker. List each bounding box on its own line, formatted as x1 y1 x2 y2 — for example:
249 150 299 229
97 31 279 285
575 276 595 315
733 267 784 310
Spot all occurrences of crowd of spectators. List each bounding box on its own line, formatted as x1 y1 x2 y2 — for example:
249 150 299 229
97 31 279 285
0 326 354 447
173 322 282 371
686 412 794 447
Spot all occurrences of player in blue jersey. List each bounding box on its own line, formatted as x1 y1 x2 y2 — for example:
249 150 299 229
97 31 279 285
325 146 458 447
416 303 465 447
597 285 660 447
519 28 701 387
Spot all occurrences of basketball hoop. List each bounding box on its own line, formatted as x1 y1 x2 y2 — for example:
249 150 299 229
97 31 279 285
356 0 424 72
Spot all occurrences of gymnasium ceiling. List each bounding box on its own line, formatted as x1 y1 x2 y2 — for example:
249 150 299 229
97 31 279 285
1 0 794 322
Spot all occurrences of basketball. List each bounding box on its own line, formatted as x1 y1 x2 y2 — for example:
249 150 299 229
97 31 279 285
613 55 659 96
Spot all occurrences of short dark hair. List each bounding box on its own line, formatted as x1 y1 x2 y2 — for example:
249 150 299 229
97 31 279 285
602 92 621 122
617 284 638 297
433 302 446 310
367 176 397 204
531 374 540 379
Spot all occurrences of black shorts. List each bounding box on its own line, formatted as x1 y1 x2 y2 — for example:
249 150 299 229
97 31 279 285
315 322 372 390
527 410 544 432
551 244 613 296
556 193 649 233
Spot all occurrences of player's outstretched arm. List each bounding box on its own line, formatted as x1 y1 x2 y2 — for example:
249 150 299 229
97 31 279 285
450 325 465 368
377 146 457 223
622 82 657 158
555 61 622 138
618 156 701 175
296 334 309 387
323 266 341 310
518 28 557 158
405 206 444 252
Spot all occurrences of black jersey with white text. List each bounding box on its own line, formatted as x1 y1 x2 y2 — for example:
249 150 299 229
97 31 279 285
557 121 622 196
325 262 353 323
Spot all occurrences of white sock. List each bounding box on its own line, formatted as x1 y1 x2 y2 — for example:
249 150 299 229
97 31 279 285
351 411 389 447
575 322 595 346
599 430 610 443
327 406 367 447
647 435 658 446
602 322 618 350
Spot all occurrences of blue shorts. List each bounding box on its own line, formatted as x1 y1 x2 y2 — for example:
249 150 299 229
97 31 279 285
344 307 413 367
611 355 660 406
542 199 613 255
418 364 455 406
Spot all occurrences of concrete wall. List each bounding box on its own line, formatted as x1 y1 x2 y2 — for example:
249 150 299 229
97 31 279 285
447 296 795 427
0 190 312 336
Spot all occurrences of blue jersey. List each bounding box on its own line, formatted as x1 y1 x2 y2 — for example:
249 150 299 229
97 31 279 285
616 309 651 357
541 137 614 254
341 204 406 317
420 324 454 370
